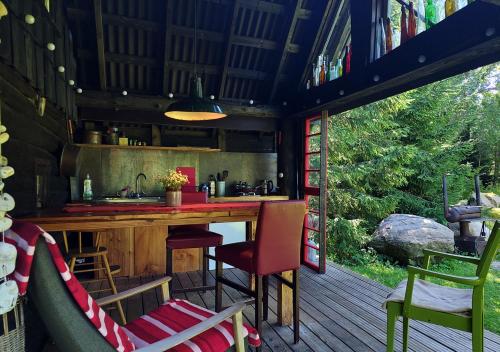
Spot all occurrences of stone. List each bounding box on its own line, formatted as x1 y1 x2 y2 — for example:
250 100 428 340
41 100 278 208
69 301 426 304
469 192 500 208
370 214 454 263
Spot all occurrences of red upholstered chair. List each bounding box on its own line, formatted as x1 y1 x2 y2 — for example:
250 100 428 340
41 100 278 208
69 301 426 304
215 200 306 346
167 224 223 293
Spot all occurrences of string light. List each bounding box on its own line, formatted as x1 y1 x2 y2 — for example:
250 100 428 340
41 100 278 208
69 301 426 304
24 14 35 24
57 65 65 73
122 90 128 96
46 42 55 51
68 80 75 86
76 88 83 94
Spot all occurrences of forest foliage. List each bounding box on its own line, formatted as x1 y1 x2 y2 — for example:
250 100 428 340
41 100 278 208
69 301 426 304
327 64 499 264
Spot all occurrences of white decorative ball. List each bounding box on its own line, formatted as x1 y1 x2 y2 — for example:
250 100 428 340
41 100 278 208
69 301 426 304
47 42 56 51
25 14 35 24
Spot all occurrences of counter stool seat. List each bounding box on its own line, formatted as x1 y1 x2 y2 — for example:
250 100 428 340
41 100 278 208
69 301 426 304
166 224 223 294
215 241 255 273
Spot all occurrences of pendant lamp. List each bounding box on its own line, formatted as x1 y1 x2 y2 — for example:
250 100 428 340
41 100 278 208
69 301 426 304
165 0 226 121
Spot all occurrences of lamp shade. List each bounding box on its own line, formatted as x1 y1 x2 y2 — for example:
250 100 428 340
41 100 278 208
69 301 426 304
165 77 226 121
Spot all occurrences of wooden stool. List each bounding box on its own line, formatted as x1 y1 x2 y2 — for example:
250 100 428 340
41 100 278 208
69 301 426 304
166 225 223 294
62 230 126 324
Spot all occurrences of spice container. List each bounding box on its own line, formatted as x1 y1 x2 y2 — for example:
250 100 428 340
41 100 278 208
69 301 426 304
84 130 102 144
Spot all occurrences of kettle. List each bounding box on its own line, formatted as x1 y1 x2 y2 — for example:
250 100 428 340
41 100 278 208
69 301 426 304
266 180 274 195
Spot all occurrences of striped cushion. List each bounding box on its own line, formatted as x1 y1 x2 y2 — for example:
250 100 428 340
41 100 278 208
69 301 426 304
123 299 261 351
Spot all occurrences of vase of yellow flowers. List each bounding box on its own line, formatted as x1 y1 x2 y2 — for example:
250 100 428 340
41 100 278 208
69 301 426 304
156 169 188 207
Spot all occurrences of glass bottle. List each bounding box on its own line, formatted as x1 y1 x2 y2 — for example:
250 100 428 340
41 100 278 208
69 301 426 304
385 18 393 52
319 58 326 85
425 0 437 29
345 45 351 74
401 5 408 44
445 0 457 17
337 58 343 77
408 2 417 38
329 58 335 81
325 55 330 82
379 18 386 57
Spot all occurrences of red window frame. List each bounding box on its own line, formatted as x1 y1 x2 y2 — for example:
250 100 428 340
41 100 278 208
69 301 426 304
303 115 326 272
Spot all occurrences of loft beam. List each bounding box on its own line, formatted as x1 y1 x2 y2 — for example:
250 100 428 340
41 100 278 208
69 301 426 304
218 1 240 99
162 0 174 96
93 0 107 90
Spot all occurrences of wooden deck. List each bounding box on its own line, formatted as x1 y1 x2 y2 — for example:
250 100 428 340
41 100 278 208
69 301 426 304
91 262 500 352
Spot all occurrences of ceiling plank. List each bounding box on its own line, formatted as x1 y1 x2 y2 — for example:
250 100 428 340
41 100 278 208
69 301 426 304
76 90 284 119
162 0 174 96
298 0 341 89
93 0 107 90
269 0 304 102
218 1 240 99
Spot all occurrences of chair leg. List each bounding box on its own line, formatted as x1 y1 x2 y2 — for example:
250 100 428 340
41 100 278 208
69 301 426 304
215 260 223 312
68 257 76 272
386 303 398 352
402 317 409 352
166 247 174 296
263 276 269 321
202 247 208 293
472 308 484 352
255 275 263 352
102 254 126 325
293 269 300 344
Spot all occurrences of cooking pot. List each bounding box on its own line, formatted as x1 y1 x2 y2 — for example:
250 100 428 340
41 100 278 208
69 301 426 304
84 130 102 144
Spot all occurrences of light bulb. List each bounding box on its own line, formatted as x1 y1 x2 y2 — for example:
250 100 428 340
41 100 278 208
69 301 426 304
373 74 380 82
417 55 426 63
25 14 35 24
57 66 65 73
122 90 128 96
168 92 174 98
282 101 287 106
209 95 215 100
76 88 83 94
47 43 55 51
68 79 75 86
249 99 254 105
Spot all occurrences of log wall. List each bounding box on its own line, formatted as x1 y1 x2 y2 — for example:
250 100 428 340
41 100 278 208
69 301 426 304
0 0 76 215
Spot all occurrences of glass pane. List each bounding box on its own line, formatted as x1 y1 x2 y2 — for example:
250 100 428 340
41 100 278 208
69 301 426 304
308 119 321 134
308 171 320 187
307 135 321 152
307 153 321 170
305 246 319 265
307 213 320 231
306 195 319 211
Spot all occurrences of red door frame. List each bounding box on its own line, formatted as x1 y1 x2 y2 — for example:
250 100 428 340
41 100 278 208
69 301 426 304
303 111 327 273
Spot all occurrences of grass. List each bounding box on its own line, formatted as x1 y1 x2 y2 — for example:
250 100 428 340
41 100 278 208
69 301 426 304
346 258 500 334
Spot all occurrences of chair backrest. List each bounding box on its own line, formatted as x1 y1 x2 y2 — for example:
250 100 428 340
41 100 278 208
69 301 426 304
27 239 115 352
476 221 499 280
254 201 306 275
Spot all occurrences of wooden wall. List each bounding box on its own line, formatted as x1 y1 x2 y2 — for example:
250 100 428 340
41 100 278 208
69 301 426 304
0 0 76 215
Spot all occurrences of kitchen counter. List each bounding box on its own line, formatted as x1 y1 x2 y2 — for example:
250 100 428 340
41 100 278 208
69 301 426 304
207 195 289 203
20 198 296 326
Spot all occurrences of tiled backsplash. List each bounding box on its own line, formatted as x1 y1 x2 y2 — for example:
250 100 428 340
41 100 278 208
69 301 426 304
76 148 277 198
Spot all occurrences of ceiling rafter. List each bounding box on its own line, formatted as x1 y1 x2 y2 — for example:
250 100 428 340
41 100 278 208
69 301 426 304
269 0 304 102
93 0 107 90
162 0 174 96
299 0 342 89
218 0 240 99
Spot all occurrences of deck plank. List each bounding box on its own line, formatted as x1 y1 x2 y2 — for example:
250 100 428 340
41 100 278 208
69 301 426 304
88 262 500 352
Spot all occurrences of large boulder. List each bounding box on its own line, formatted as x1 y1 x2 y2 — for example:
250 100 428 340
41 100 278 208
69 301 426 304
370 214 454 263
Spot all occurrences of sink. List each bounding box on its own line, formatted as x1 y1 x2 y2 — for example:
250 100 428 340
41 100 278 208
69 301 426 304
96 196 163 204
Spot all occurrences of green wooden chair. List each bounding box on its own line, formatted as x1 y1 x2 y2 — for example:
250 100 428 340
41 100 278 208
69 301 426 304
385 221 499 352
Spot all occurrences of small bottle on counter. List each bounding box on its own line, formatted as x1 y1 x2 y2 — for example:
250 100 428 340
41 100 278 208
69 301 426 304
83 173 93 201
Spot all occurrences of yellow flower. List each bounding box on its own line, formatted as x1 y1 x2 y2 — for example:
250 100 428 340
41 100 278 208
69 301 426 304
155 169 189 191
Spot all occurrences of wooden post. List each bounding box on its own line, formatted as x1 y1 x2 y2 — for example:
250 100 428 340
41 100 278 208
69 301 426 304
93 0 107 90
277 271 293 325
318 109 328 273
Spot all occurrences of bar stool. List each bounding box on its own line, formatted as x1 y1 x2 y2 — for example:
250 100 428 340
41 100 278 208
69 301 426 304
166 224 223 293
214 201 306 347
62 230 126 324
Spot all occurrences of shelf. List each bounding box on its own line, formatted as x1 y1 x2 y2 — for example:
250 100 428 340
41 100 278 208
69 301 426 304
75 144 221 153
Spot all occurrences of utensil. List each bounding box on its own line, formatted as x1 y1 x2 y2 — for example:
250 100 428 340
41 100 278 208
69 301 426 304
217 172 221 181
222 170 229 180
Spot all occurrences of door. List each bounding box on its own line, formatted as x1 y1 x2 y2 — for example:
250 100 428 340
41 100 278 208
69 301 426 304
303 111 328 273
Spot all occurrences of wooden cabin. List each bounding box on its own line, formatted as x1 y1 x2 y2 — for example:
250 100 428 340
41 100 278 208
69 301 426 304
0 0 498 351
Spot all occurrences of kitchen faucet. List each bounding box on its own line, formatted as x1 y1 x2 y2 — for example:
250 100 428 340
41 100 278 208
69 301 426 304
135 173 147 198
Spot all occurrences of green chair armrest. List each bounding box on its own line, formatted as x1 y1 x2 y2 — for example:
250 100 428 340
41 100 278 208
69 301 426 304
422 249 481 265
408 266 481 286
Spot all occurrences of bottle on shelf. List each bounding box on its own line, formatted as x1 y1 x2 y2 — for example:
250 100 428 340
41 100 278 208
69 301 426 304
385 18 393 52
345 44 351 74
417 0 426 34
445 0 457 17
83 173 93 201
337 58 343 77
325 56 331 82
319 57 326 85
425 0 437 29
312 63 318 87
379 17 386 57
328 58 335 81
408 2 417 38
306 79 311 90
400 5 408 44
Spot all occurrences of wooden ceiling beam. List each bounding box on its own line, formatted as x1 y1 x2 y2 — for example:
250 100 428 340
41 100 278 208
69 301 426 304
76 90 284 119
269 0 305 102
162 0 174 96
298 0 342 89
218 1 240 99
93 0 107 90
